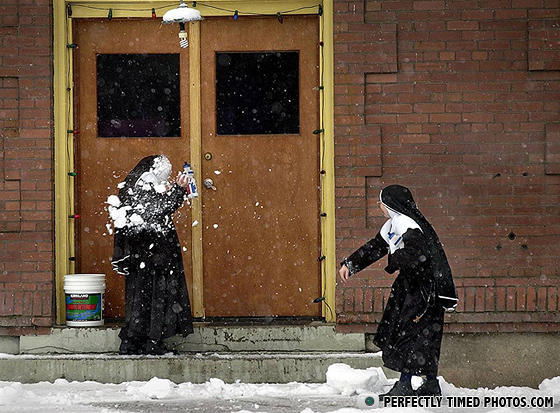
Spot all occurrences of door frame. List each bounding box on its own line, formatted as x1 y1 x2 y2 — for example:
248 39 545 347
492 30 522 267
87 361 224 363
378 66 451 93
53 0 336 323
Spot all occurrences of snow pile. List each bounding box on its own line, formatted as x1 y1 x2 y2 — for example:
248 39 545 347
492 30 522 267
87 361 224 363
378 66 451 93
127 377 175 399
0 364 558 412
540 376 560 398
174 378 335 400
326 364 389 396
0 382 23 404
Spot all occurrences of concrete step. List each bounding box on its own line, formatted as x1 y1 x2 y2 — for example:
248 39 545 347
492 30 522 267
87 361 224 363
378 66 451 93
0 352 393 384
16 323 365 354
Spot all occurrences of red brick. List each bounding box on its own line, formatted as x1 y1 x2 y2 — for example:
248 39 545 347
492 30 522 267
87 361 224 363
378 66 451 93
447 21 479 30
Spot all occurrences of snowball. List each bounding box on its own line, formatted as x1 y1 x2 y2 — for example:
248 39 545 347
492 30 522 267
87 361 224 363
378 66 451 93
214 170 221 175
140 262 145 269
213 224 218 229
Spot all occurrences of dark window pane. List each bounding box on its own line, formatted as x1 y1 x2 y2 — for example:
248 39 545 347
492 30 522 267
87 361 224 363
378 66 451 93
97 54 180 138
216 52 299 135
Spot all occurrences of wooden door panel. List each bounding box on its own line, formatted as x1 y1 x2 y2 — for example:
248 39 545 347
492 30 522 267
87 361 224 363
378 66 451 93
200 17 321 317
75 19 192 318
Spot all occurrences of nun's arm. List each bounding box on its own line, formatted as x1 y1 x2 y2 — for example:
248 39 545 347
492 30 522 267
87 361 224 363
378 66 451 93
384 228 429 274
341 232 389 276
146 184 188 216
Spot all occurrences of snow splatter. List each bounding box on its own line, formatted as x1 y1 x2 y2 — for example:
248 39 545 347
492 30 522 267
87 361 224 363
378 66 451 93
106 195 121 207
129 213 145 226
214 170 221 175
192 220 199 227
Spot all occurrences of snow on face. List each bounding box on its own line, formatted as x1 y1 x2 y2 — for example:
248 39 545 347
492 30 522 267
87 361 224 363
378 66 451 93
136 155 172 190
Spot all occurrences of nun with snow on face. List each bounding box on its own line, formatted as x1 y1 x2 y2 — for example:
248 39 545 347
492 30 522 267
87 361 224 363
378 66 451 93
109 155 194 355
339 185 458 397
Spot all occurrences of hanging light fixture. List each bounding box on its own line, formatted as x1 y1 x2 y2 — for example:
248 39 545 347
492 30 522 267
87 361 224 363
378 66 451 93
162 1 203 48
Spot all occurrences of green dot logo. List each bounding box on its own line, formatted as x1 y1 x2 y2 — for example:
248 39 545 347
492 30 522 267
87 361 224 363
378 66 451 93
365 396 375 406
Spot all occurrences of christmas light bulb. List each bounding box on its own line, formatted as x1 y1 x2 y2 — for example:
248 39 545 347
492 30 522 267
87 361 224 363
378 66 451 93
178 22 188 48
179 29 188 48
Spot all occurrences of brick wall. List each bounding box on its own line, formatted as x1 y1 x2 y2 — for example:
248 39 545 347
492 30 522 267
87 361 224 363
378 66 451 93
0 0 53 335
335 1 560 333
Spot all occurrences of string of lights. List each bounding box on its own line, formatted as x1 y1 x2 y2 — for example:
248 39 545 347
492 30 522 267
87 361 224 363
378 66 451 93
70 2 322 19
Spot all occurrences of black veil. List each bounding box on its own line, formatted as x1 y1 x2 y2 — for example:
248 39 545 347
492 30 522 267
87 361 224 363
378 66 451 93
381 184 458 310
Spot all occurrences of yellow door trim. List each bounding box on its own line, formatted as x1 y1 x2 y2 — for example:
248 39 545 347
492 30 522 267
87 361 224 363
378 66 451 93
53 0 336 323
320 1 336 322
189 21 204 318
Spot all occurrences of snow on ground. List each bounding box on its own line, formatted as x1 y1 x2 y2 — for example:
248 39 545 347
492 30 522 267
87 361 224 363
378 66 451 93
0 363 558 412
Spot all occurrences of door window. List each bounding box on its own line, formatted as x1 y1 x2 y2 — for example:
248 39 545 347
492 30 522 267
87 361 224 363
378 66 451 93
97 53 180 138
216 51 299 135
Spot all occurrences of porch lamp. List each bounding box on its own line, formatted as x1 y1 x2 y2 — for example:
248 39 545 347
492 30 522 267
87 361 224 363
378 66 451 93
162 1 203 48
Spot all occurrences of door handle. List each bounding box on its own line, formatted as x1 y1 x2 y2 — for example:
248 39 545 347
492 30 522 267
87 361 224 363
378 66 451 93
203 178 217 190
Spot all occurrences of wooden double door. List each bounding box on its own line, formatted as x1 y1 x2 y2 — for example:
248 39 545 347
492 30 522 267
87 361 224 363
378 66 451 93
75 16 321 319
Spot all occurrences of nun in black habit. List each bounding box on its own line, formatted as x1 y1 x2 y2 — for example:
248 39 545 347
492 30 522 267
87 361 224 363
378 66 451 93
339 185 457 397
110 155 194 355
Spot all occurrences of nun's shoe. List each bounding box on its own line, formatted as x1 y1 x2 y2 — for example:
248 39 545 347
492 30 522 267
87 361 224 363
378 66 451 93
415 379 442 396
119 339 144 355
379 380 415 398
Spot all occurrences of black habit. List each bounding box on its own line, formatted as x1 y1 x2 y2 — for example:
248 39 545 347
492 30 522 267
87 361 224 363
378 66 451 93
111 155 194 352
342 185 457 376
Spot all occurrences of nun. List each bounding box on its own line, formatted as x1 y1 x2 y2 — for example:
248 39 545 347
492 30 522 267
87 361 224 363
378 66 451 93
110 155 194 355
339 185 457 397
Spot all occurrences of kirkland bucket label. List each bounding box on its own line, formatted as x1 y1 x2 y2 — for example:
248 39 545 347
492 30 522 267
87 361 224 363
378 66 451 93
65 293 102 321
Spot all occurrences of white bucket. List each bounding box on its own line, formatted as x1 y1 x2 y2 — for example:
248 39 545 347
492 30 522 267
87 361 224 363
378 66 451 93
64 274 106 327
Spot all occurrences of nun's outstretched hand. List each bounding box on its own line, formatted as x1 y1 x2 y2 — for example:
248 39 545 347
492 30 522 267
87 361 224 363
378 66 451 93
176 172 189 188
338 265 350 283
